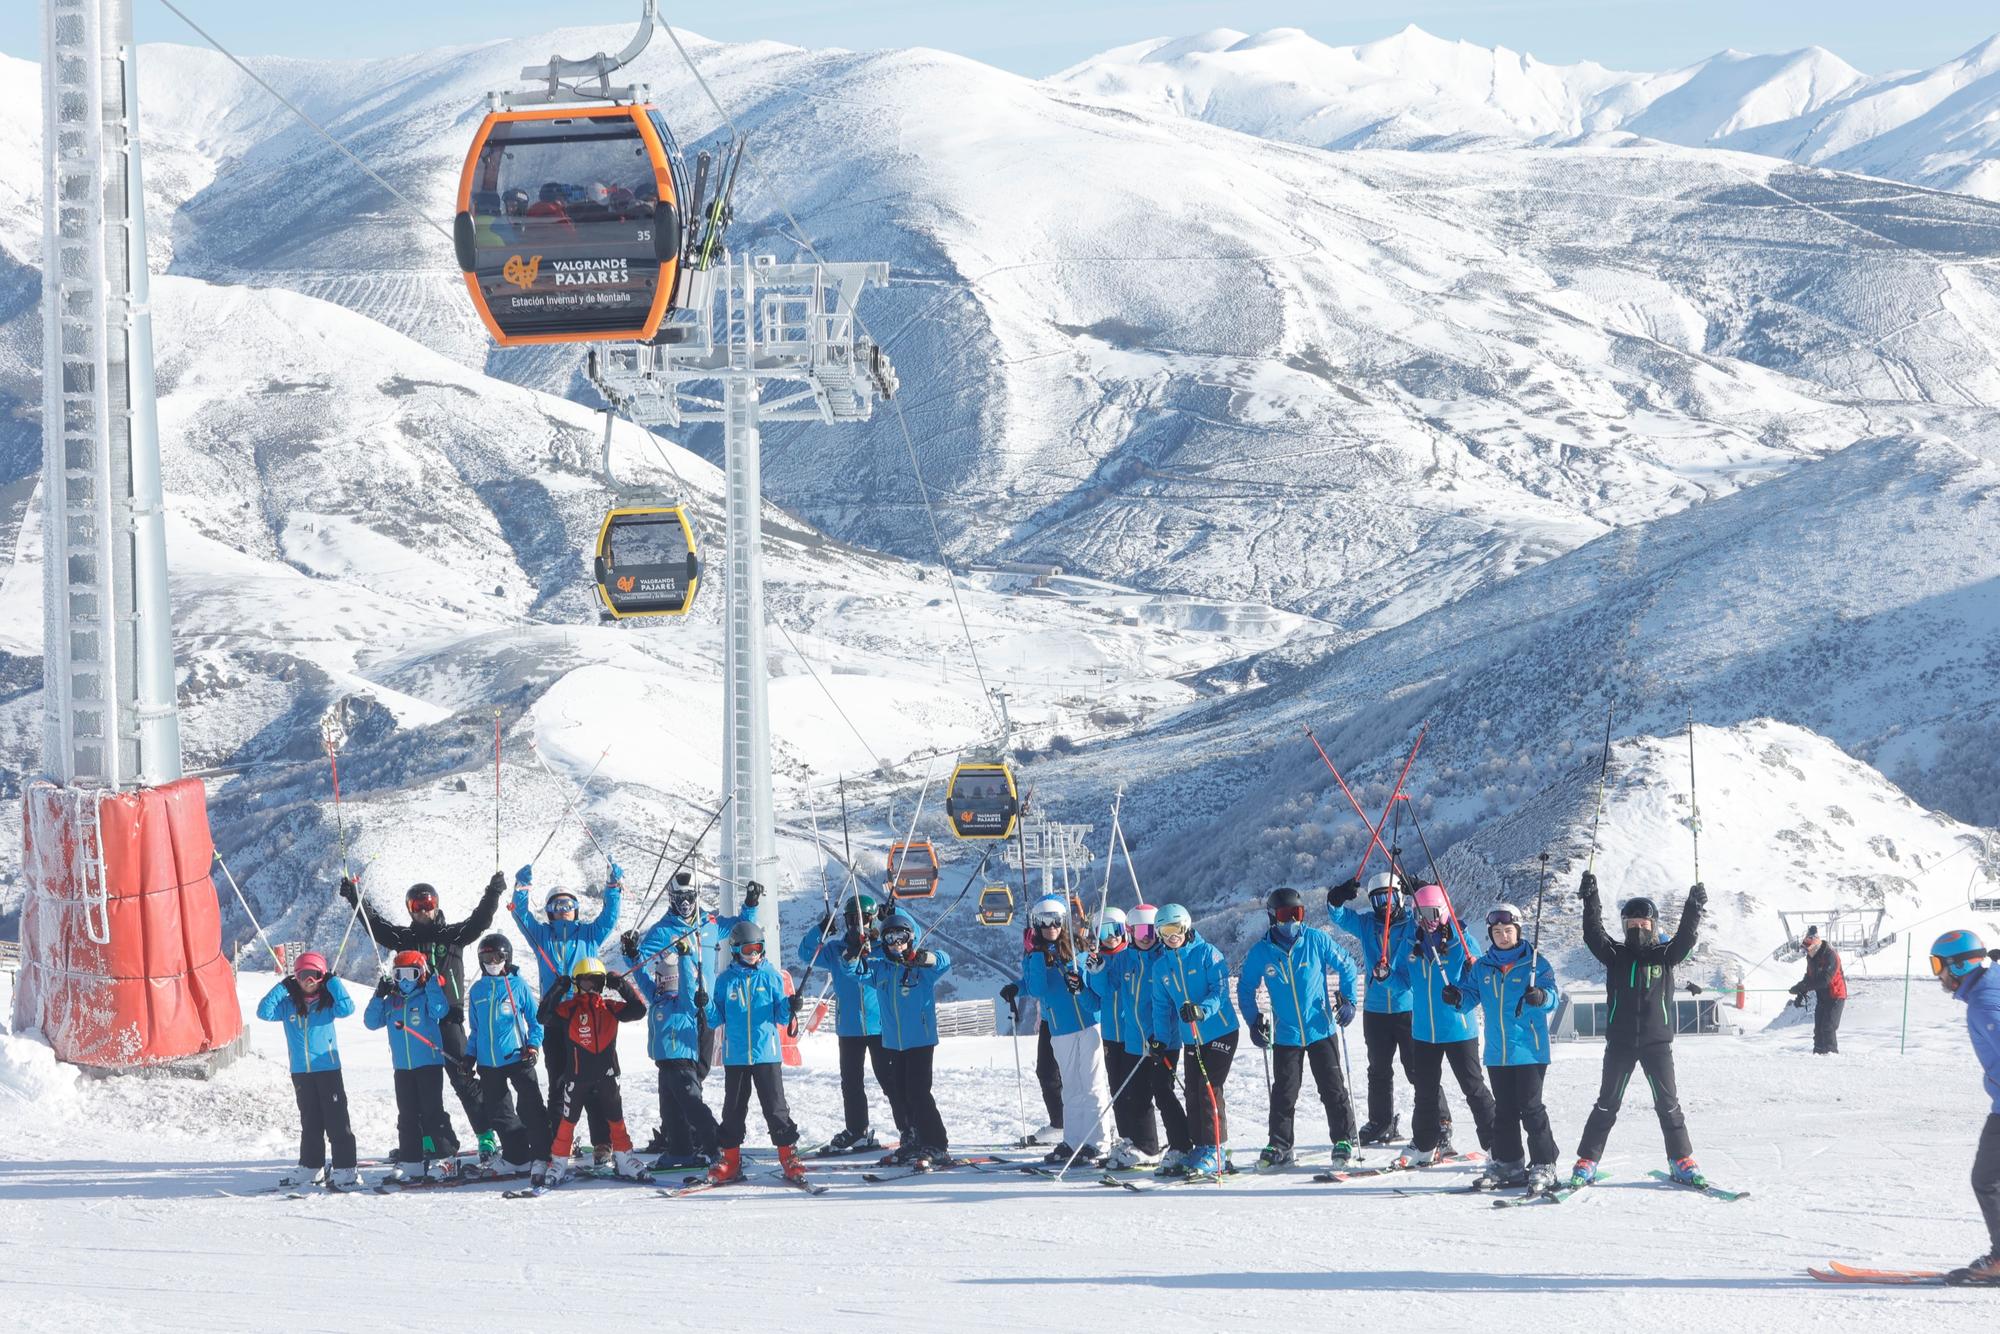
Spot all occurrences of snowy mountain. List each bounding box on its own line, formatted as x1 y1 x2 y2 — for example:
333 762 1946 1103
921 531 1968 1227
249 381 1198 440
1055 25 2000 200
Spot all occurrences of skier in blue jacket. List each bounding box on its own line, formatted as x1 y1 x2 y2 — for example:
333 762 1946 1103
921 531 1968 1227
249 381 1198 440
1238 887 1362 1167
1446 902 1561 1195
364 949 460 1182
462 933 549 1179
1083 907 1163 1168
795 892 904 1155
702 920 807 1185
510 861 622 1163
256 951 358 1189
848 910 955 1168
1019 896 1114 1166
1327 869 1433 1146
1934 929 2000 1285
1144 905 1240 1177
1389 884 1496 1165
625 915 721 1172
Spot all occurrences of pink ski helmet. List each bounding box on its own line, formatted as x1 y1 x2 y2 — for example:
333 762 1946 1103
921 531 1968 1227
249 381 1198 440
1413 885 1448 926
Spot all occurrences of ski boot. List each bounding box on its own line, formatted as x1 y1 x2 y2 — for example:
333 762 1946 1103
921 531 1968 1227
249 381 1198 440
592 1145 613 1171
423 1157 460 1183
880 1140 920 1167
907 1145 945 1172
276 1164 319 1190
1469 1158 1526 1192
1106 1140 1159 1171
1042 1142 1080 1166
1525 1163 1558 1196
1569 1157 1602 1188
652 1152 708 1172
491 1158 530 1179
1187 1145 1224 1178
640 1127 670 1156
1668 1155 1705 1187
707 1147 745 1185
1074 1143 1105 1167
612 1151 651 1180
1948 1254 2000 1286
328 1167 361 1190
1392 1144 1440 1169
1155 1148 1191 1178
827 1127 880 1155
477 1130 499 1165
1027 1122 1062 1147
1256 1145 1293 1170
778 1144 809 1183
379 1161 415 1185
1356 1114 1402 1147
1330 1140 1356 1165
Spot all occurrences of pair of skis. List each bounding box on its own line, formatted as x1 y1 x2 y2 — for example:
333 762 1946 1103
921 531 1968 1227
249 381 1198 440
865 1155 1001 1183
1808 1261 1998 1287
658 1170 830 1198
503 1166 658 1199
1312 1150 1482 1184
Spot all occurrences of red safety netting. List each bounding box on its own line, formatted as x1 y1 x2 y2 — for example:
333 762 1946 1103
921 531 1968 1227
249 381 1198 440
15 778 243 1067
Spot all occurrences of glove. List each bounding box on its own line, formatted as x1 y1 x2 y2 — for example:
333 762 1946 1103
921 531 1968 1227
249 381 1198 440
1687 882 1709 910
1793 992 1808 1009
446 1005 465 1027
1579 870 1598 901
486 871 505 896
282 977 306 1007
694 989 710 1010
1524 986 1548 1007
788 994 804 1019
674 931 695 956
520 1046 538 1064
620 929 641 961
999 983 1019 1005
1440 984 1463 1008
1337 997 1356 1028
1063 969 1084 995
546 976 571 1000
606 863 624 888
1178 1001 1201 1023
1147 1038 1171 1058
1082 953 1106 974
373 977 395 1000
457 1053 478 1076
337 876 359 905
514 863 533 887
914 950 937 968
743 881 764 909
1249 1016 1271 1048
1371 960 1390 983
1684 982 1703 995
1327 877 1360 908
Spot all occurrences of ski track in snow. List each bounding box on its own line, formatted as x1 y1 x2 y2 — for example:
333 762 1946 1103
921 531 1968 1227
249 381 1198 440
0 971 1993 1328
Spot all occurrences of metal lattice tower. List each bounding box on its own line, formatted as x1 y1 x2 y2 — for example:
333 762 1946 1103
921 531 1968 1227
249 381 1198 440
591 254 897 958
40 0 181 791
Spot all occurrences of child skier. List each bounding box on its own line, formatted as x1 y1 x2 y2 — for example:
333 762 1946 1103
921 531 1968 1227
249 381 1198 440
1237 887 1362 1168
1572 874 1707 1187
704 920 809 1184
1082 907 1163 1169
795 892 904 1155
462 933 550 1182
537 957 650 1183
1931 928 2000 1285
255 951 358 1189
1145 904 1240 1178
511 861 623 1162
1327 869 1441 1146
1019 896 1114 1165
1444 902 1562 1195
363 949 461 1181
848 910 955 1167
1389 884 1495 1165
624 917 722 1172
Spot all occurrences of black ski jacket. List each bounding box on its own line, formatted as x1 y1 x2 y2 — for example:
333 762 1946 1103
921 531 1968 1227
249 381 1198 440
343 873 504 1017
1582 888 1703 1047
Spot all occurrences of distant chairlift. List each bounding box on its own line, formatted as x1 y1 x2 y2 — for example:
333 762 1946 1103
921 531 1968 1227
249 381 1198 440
886 840 941 900
944 759 1020 841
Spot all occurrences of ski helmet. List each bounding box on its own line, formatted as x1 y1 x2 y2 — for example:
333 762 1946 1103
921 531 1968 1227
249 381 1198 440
729 920 766 959
1265 887 1306 923
571 956 608 989
667 872 699 915
1412 884 1449 928
842 892 881 927
476 933 512 969
1128 903 1159 948
1155 903 1193 947
391 949 427 972
1095 907 1129 952
879 911 917 956
1621 897 1658 922
545 890 579 917
293 951 329 980
1366 871 1405 918
1029 896 1067 930
1486 903 1525 941
1364 870 1397 894
1931 928 1991 980
405 883 439 913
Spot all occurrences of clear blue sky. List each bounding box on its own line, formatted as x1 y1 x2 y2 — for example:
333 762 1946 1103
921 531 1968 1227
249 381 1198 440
2 1 1994 76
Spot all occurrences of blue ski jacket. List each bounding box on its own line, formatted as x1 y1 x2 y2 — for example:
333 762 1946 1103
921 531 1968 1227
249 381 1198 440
1237 927 1361 1047
1145 932 1239 1047
256 978 354 1074
634 962 703 1063
848 946 954 1052
796 920 881 1038
510 883 622 993
1083 945 1145 1050
1449 942 1559 1068
704 957 790 1067
1330 905 1416 1013
364 976 453 1070
1956 965 2000 1114
1392 927 1479 1045
465 968 542 1067
1022 947 1099 1037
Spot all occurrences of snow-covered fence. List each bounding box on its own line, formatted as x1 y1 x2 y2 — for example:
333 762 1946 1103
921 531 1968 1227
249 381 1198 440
806 998 1000 1039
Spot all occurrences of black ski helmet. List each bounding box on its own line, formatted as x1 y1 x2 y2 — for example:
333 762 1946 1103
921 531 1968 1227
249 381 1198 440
1265 886 1306 922
728 919 765 957
406 882 439 911
476 932 512 966
879 910 917 956
1621 897 1658 921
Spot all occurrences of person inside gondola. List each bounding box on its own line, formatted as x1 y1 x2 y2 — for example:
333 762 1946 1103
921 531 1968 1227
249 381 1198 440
526 181 577 237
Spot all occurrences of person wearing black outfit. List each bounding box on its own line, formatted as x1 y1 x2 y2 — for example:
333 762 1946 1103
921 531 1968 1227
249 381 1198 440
1792 926 1848 1054
1571 875 1708 1185
339 871 505 1153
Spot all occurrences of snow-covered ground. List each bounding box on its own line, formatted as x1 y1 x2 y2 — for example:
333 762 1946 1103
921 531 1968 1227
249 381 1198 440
0 964 1992 1329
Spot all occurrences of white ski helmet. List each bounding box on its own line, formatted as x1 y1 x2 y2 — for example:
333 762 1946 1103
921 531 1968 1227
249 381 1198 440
1094 907 1128 940
1364 870 1398 894
1486 902 1527 936
1029 896 1067 928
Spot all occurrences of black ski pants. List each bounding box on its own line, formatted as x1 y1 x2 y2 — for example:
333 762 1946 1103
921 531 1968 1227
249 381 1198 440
438 1017 489 1136
551 1074 631 1157
541 1028 609 1147
1151 1049 1192 1153
1975 1114 2000 1254
718 1063 800 1150
1037 1021 1063 1128
1105 1043 1162 1154
1363 1009 1449 1133
391 1065 458 1163
1266 1038 1354 1152
1813 995 1844 1054
1410 1038 1496 1152
839 1034 907 1138
1576 1041 1691 1161
1182 1031 1239 1147
474 1060 549 1164
887 1044 949 1151
290 1069 357 1170
655 1058 720 1159
1489 1063 1558 1167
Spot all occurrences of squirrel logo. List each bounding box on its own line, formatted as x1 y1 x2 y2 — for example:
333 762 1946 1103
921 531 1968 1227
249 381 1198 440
502 254 542 289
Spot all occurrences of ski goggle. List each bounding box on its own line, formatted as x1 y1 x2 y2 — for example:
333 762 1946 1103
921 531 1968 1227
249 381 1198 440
1156 922 1190 946
1098 924 1128 942
1370 890 1400 910
1486 909 1521 927
882 930 914 951
1415 904 1446 926
547 897 579 918
1932 953 1989 978
1030 912 1065 930
406 890 438 912
736 942 765 959
394 966 424 984
295 968 325 983
575 973 607 991
1130 924 1156 946
1271 903 1305 924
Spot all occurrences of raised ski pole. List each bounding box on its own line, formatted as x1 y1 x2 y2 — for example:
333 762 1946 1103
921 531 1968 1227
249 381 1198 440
627 827 681 926
1301 724 1426 968
528 743 612 865
1093 787 1125 936
888 757 941 891
1406 800 1473 960
1586 704 1614 875
493 710 504 874
530 739 614 869
632 797 732 927
213 848 283 970
1519 852 1550 1017
324 732 369 971
1685 705 1701 885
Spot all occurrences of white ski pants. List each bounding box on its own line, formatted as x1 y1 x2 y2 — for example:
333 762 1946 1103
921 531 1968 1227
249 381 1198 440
1051 1027 1113 1150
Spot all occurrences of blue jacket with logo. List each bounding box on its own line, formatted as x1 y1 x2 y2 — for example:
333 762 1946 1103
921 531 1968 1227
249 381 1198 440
796 920 880 1038
1392 927 1479 1045
465 968 542 1067
510 883 622 993
363 976 453 1070
848 946 954 1052
1083 945 1146 1050
1236 927 1361 1047
634 959 703 1063
1449 942 1559 1068
1330 904 1416 1013
1144 932 1239 1047
256 977 354 1074
1021 947 1099 1037
704 957 790 1067
1956 965 2000 1114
